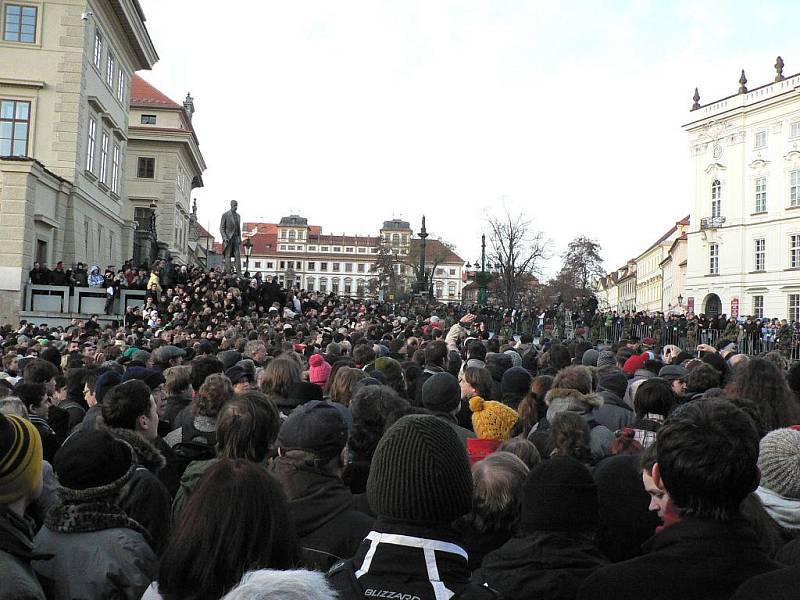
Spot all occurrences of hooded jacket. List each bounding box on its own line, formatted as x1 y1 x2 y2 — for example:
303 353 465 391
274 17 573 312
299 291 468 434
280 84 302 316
473 532 609 600
327 519 500 600
108 428 171 555
0 506 47 600
592 389 635 432
542 388 615 458
270 456 373 570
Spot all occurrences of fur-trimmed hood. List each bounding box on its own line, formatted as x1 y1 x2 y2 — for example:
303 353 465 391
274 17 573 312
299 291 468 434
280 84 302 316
105 427 166 473
544 387 604 422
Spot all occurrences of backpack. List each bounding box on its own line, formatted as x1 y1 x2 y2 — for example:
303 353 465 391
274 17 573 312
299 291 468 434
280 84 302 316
327 559 503 600
158 424 216 497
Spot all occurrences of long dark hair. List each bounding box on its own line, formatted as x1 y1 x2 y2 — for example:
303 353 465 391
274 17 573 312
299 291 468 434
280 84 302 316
158 459 300 599
732 358 800 432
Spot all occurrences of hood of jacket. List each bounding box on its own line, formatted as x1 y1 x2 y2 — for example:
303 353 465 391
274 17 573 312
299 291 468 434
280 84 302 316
756 486 800 530
269 457 356 538
545 388 603 421
595 389 632 411
106 427 166 473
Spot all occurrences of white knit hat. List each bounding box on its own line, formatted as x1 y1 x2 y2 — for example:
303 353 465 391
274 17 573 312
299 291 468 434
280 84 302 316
758 428 800 499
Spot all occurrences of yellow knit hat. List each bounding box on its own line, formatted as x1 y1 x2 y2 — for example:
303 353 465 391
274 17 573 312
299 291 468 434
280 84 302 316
469 396 519 442
0 414 43 503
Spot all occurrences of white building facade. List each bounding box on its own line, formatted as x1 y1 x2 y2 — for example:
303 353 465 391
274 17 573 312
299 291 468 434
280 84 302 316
684 61 800 321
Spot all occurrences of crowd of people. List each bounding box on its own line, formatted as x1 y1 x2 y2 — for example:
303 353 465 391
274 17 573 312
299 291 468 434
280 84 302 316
3 263 800 598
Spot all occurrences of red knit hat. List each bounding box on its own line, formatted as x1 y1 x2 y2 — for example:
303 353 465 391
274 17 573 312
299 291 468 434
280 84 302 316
308 354 332 386
622 354 646 375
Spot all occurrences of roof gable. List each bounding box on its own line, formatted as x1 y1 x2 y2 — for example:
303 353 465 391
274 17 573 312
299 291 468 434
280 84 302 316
131 74 182 109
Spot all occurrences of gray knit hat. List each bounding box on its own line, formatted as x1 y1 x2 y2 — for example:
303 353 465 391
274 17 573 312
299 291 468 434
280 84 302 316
504 350 523 368
596 350 616 370
581 349 599 367
758 428 800 499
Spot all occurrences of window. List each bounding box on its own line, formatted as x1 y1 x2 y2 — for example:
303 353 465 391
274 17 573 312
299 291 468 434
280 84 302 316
307 261 315 271
793 122 800 139
86 117 97 172
306 278 314 292
106 51 115 88
287 245 295 250
709 243 719 274
711 179 721 218
450 268 456 275
753 295 764 319
754 238 765 272
357 279 365 296
287 261 294 269
332 262 340 272
3 4 36 43
791 294 800 322
320 262 328 271
288 230 296 241
755 130 767 149
111 144 120 193
321 246 329 251
140 114 157 125
448 282 456 297
84 219 90 257
333 246 341 252
279 261 285 269
391 234 399 246
755 177 767 213
346 247 353 253
308 246 317 251
117 70 126 102
0 99 30 156
137 157 154 178
332 279 340 294
791 235 800 269
319 278 328 293
359 247 366 253
280 245 286 250
266 262 273 269
280 229 287 239
357 263 365 273
344 278 352 294
791 170 800 207
99 131 109 183
345 263 353 272
435 281 443 298
93 28 103 68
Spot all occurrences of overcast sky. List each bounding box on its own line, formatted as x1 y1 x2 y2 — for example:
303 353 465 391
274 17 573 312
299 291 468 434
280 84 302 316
138 0 799 277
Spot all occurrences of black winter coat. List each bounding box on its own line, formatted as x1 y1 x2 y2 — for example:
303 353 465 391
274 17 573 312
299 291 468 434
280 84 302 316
731 564 800 600
270 457 373 570
473 532 609 600
577 518 780 600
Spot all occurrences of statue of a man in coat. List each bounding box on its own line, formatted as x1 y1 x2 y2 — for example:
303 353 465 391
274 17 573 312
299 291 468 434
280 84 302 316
220 200 242 274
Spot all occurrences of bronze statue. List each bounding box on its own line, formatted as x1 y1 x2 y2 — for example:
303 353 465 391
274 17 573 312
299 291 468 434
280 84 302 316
220 200 242 274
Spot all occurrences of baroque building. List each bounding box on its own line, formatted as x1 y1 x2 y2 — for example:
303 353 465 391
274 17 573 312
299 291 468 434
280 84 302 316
684 58 800 320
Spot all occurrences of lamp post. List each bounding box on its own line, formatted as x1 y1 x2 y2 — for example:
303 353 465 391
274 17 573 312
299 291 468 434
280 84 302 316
243 237 253 276
418 215 429 297
476 234 491 305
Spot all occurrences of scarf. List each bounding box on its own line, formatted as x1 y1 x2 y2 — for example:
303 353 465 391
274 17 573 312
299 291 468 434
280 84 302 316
45 500 151 544
755 486 800 530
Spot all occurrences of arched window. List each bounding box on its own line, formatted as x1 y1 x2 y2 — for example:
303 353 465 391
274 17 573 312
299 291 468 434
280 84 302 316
711 180 721 218
306 277 315 292
392 233 400 246
448 281 456 297
344 277 352 295
357 278 365 297
435 280 444 298
332 278 340 294
319 277 328 293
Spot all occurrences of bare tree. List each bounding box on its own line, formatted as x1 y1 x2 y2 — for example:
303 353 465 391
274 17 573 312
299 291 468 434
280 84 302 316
402 238 456 291
486 207 550 307
561 236 604 292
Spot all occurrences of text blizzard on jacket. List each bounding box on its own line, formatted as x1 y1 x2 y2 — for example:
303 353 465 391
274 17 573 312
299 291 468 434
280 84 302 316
364 589 422 600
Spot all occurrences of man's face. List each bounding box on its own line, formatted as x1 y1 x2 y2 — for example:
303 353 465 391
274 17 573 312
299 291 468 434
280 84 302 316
233 380 251 395
82 345 95 358
30 393 51 418
83 383 97 407
642 469 669 519
231 200 238 213
68 342 79 354
138 396 160 440
671 378 686 396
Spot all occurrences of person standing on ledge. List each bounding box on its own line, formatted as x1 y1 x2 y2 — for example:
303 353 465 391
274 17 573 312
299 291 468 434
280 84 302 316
220 200 242 275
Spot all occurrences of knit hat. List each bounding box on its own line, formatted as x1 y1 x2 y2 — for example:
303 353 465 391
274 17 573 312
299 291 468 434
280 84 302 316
53 429 135 501
421 372 461 413
277 400 348 462
94 370 122 404
658 365 688 382
469 396 518 441
501 367 532 399
504 350 522 368
522 456 598 533
373 356 402 382
622 354 646 375
597 368 628 400
758 428 800 499
219 350 242 371
581 349 600 367
308 354 332 386
121 366 166 391
0 414 43 503
597 350 616 370
367 415 471 524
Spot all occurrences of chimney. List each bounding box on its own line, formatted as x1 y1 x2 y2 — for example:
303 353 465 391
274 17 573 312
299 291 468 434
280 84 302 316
183 92 195 120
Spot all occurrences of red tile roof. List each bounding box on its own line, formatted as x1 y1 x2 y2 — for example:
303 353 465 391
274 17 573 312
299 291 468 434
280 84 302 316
131 74 183 109
412 239 463 264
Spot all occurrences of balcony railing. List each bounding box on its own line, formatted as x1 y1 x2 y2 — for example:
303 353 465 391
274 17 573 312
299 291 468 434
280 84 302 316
700 216 726 229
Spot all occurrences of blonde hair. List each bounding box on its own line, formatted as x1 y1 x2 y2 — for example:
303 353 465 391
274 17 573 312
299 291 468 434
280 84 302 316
164 365 192 396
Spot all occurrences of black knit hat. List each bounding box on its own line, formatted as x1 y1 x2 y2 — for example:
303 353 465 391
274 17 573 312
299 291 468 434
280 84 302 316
522 456 598 533
421 372 461 413
53 429 135 499
287 381 323 404
501 366 533 397
367 414 471 524
278 400 347 462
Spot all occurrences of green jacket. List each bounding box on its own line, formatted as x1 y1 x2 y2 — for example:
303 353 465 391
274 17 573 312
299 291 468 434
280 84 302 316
0 506 47 600
172 458 219 523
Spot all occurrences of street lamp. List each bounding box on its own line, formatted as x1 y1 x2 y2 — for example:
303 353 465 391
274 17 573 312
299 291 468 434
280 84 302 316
243 237 253 275
418 215 429 297
677 294 683 307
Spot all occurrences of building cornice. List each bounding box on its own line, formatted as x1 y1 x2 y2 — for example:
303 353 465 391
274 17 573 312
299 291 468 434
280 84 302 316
107 0 159 69
127 126 206 174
